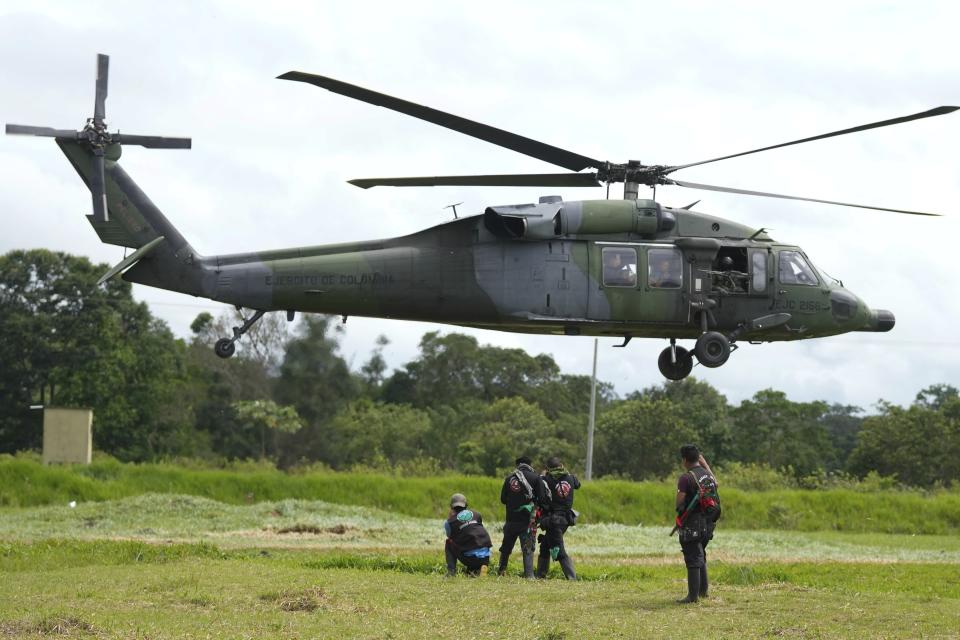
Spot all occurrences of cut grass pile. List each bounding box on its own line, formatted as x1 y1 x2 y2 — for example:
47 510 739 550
3 494 960 563
4 456 960 533
1 540 958 639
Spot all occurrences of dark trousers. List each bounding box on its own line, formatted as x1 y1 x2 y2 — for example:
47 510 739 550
539 514 570 561
445 543 489 576
499 520 529 555
680 537 709 569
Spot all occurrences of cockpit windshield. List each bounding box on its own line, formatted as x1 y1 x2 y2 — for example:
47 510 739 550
778 250 819 286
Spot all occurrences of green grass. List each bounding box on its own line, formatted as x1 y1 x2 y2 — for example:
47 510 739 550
1 540 958 639
3 456 960 533
3 494 960 564
2 492 958 639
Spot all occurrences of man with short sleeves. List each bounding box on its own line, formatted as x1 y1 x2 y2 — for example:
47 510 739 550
674 444 719 603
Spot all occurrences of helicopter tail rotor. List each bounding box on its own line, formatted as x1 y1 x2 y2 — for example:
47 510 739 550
4 53 192 223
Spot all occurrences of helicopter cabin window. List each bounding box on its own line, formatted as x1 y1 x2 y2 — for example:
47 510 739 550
751 251 767 293
778 250 819 286
710 247 749 293
601 247 637 287
647 247 682 289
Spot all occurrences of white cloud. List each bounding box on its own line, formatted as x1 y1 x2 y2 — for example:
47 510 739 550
2 1 958 408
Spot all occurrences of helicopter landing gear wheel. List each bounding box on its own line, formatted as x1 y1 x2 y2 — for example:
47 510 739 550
212 309 266 359
214 338 236 359
658 344 694 380
694 331 730 368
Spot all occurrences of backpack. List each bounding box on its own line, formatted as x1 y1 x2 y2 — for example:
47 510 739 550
513 467 552 506
688 467 722 523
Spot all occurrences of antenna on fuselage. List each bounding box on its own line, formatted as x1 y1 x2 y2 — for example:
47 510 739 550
444 202 463 219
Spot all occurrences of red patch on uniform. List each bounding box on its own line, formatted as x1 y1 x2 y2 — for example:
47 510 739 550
557 481 572 498
509 478 522 493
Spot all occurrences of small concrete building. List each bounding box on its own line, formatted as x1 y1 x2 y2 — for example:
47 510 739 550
42 407 93 465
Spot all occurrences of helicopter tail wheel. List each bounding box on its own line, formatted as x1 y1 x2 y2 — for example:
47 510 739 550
694 331 730 368
212 309 266 359
214 338 236 359
658 345 694 380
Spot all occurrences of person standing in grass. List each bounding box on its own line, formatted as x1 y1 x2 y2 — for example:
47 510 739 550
536 456 581 580
673 444 721 603
444 493 493 577
497 455 551 578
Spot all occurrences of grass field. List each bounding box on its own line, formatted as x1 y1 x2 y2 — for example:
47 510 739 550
2 540 959 639
4 456 960 534
2 494 960 638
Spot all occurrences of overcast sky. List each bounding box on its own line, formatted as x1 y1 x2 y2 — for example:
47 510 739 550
2 1 958 409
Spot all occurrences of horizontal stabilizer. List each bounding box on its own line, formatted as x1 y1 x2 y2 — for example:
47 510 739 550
97 236 165 285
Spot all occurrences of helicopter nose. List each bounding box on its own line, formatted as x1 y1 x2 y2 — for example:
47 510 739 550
858 309 896 332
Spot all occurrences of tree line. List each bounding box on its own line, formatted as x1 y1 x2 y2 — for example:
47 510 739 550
2 249 958 487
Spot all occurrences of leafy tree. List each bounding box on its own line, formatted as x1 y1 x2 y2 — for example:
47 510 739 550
0 249 194 459
456 397 578 475
328 399 431 468
631 377 732 463
232 399 303 459
529 374 616 421
915 384 959 411
385 331 566 407
819 404 863 470
185 312 281 459
729 390 833 476
360 334 390 394
274 315 358 465
593 399 696 480
848 402 958 487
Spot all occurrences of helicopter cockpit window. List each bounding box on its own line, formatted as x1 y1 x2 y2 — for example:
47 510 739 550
648 248 682 289
601 247 637 287
778 250 819 286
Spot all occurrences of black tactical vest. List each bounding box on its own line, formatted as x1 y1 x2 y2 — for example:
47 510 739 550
446 509 492 551
544 472 580 511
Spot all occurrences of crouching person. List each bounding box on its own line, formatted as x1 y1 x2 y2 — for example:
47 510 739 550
444 493 493 577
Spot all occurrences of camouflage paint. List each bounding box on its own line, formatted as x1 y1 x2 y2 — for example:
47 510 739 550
56 140 890 345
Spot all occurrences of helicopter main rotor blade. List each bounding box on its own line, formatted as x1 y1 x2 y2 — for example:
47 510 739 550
94 54 109 126
5 124 78 138
667 106 959 174
278 71 602 172
115 133 192 149
348 172 601 189
670 179 942 216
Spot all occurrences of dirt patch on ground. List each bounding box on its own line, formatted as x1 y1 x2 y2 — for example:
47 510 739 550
275 523 354 535
260 586 328 612
1 616 99 636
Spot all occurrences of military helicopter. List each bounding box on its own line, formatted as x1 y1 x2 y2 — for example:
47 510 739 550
6 55 956 379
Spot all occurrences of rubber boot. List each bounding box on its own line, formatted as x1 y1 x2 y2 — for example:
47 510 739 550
559 556 577 581
676 567 701 603
522 551 535 579
445 546 457 578
699 565 709 598
496 552 510 576
535 555 550 579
